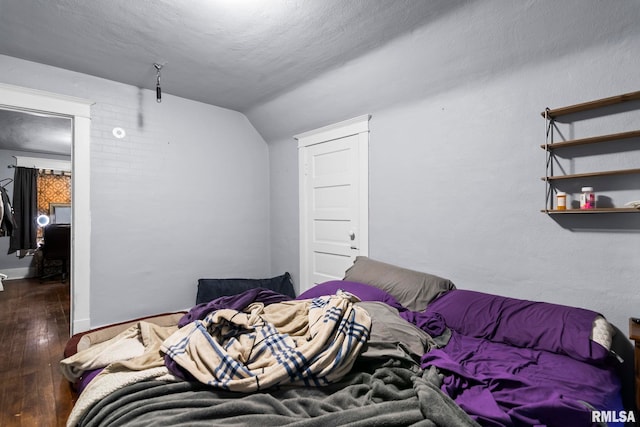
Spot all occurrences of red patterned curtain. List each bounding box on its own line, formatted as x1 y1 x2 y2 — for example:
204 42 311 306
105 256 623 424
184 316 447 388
37 171 71 239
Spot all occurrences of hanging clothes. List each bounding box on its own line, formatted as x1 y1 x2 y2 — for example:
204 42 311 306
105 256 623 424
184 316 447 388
0 178 11 228
9 167 37 254
0 186 15 238
0 187 4 230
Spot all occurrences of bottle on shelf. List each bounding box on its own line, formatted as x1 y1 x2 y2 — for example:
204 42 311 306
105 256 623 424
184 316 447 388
580 187 595 209
556 192 567 210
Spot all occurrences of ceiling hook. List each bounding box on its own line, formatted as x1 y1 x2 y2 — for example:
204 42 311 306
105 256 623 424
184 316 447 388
154 63 163 103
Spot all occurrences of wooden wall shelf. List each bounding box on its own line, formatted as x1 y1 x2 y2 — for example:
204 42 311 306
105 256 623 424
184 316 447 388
541 91 640 213
541 90 640 118
542 208 640 214
542 168 640 181
540 130 640 150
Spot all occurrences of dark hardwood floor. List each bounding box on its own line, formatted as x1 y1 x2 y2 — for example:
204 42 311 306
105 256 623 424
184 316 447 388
0 278 76 426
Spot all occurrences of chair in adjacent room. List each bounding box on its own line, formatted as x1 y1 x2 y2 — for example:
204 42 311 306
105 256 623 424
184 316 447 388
40 223 71 282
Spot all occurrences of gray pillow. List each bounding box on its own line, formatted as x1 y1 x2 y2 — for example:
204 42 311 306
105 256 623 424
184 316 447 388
344 256 455 311
356 301 434 364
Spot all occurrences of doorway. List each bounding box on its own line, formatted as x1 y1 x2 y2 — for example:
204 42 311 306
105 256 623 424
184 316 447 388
295 115 370 293
0 82 92 335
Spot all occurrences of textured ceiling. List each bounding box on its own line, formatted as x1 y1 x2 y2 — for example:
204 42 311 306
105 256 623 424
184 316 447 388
0 0 468 155
2 1 639 154
0 109 71 155
0 0 466 112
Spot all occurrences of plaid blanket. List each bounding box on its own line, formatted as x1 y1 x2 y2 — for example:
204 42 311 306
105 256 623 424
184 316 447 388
161 291 371 392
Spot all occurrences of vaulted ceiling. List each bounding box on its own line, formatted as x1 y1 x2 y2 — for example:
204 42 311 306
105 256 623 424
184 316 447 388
0 0 469 154
0 0 467 112
2 1 639 152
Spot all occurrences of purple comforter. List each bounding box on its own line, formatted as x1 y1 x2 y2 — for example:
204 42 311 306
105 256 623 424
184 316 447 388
420 290 622 427
421 331 620 427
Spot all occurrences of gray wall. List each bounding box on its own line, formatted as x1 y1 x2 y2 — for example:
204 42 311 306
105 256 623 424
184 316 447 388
0 55 271 327
1 0 638 334
254 0 640 333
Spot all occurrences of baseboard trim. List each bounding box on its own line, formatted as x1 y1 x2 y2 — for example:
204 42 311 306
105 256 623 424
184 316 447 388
0 267 38 280
72 317 91 335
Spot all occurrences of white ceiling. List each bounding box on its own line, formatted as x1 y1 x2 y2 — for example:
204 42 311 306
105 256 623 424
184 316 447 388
0 0 467 112
3 1 638 153
0 109 72 155
0 0 469 155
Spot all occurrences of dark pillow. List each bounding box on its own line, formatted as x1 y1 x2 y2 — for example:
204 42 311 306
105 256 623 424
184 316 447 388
426 289 610 364
196 272 296 304
297 280 404 309
343 256 455 311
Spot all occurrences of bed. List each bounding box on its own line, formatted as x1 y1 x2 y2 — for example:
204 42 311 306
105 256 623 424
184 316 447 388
60 257 636 427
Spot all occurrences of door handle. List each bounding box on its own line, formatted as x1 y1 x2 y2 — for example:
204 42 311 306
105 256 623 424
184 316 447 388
348 230 356 241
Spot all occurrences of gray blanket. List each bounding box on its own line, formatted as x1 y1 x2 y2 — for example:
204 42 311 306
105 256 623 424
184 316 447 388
78 361 479 427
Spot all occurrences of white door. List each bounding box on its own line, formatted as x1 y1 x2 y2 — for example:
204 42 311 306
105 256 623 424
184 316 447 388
296 116 369 293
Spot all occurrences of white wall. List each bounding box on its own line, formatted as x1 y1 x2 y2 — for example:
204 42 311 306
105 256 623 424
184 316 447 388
256 0 640 332
268 137 299 282
0 55 271 327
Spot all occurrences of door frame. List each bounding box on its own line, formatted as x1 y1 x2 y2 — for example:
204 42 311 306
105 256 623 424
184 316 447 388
294 115 370 291
0 82 92 335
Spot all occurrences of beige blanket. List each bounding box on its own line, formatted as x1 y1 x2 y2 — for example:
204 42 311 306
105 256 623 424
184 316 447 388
74 312 185 352
60 320 177 382
61 321 179 426
162 291 371 392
